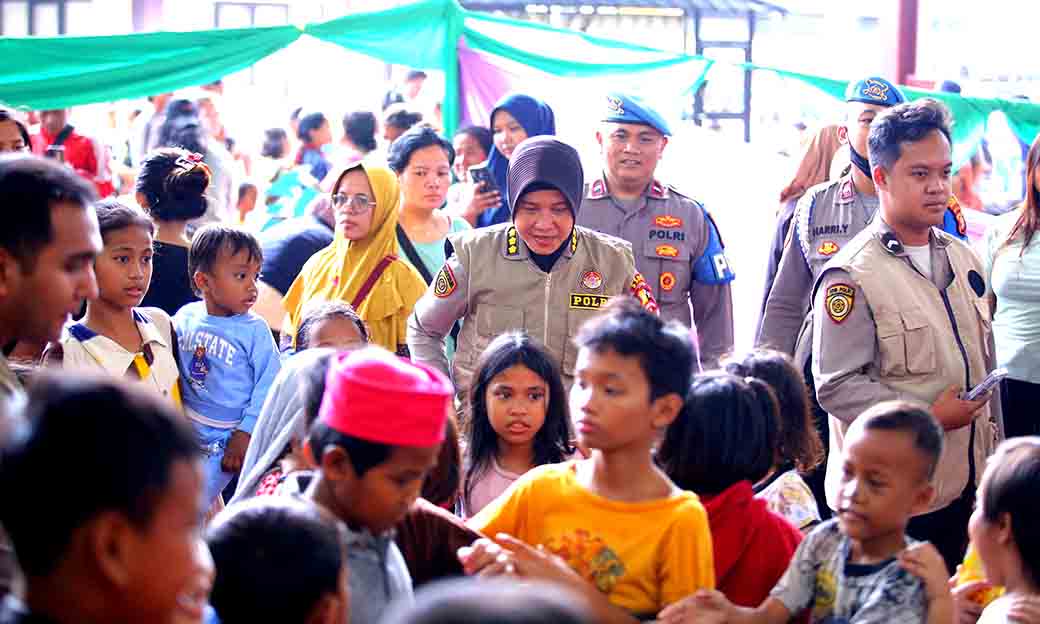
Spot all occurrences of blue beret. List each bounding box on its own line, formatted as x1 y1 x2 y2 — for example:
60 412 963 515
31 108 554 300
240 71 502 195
602 93 671 136
845 77 907 107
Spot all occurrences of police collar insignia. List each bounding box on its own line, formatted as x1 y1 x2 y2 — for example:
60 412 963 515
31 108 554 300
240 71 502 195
606 95 625 116
838 179 854 203
826 284 855 323
581 270 603 290
881 232 903 255
570 230 578 254
587 178 607 199
648 180 669 199
433 265 457 298
506 227 520 256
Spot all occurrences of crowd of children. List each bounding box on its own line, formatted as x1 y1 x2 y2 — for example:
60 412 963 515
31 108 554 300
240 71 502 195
3 146 1040 624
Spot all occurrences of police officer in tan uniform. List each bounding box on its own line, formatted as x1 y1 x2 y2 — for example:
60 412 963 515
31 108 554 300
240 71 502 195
759 77 968 361
408 136 657 400
811 99 1000 572
578 93 733 367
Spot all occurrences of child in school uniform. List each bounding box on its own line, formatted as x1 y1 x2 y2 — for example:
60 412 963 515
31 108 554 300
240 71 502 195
174 224 281 505
300 346 453 624
460 298 715 622
43 199 181 407
659 401 956 624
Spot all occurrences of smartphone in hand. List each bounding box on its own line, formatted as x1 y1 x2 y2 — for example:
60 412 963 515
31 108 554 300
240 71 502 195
468 164 499 195
964 368 1008 402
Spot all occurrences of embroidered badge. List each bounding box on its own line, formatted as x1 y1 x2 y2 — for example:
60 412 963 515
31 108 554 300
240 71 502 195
630 273 659 314
433 265 457 298
948 196 967 236
581 270 603 290
188 345 209 390
655 244 679 258
860 78 891 102
654 215 683 228
569 293 609 310
506 227 519 256
606 95 625 116
818 241 840 256
660 271 676 292
826 284 855 324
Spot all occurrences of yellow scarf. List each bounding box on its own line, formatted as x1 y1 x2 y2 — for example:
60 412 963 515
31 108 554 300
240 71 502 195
283 162 426 350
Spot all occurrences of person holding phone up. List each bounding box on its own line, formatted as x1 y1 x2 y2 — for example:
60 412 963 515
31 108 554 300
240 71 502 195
455 94 556 229
811 98 1002 574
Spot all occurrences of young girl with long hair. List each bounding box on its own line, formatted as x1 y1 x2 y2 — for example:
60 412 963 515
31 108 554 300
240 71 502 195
460 331 572 518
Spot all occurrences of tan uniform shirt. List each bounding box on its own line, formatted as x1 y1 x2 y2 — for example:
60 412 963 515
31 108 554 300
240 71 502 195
407 224 654 398
578 176 734 367
812 218 1000 513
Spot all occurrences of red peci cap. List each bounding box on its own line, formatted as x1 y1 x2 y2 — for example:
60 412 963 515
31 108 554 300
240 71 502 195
319 347 453 447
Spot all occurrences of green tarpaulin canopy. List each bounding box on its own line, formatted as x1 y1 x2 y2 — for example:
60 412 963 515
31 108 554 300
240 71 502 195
1 0 1038 158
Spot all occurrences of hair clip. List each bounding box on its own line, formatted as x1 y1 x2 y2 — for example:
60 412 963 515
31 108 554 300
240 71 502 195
172 152 203 173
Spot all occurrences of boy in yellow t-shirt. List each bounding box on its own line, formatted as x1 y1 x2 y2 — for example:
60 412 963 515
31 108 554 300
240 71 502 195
461 299 715 621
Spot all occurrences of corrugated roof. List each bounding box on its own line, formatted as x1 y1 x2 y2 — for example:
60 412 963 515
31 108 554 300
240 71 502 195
460 0 787 16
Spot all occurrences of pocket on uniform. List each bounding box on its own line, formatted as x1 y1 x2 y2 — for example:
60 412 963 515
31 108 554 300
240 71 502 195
642 240 690 302
876 313 907 377
901 310 937 374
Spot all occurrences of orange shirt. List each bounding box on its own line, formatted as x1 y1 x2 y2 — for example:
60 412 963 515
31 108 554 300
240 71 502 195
469 461 715 617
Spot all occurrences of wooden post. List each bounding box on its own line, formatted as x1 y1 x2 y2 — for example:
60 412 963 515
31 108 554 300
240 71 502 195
886 0 918 85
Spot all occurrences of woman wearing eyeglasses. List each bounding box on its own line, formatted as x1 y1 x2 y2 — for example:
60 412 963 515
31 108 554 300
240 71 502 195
281 162 426 355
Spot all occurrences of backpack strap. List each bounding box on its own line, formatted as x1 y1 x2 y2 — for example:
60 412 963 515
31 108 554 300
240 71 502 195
351 255 398 310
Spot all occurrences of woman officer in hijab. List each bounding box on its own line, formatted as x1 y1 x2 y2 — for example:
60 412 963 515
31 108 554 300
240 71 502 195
408 136 659 407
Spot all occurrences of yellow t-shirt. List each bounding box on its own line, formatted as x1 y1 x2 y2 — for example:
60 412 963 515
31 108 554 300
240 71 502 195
470 460 715 617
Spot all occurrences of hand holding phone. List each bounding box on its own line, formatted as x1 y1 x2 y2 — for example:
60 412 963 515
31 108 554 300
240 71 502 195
964 368 1007 402
468 164 499 195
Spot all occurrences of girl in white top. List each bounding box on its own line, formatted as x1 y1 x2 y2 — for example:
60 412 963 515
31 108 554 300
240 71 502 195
969 437 1040 624
982 135 1040 438
43 199 181 408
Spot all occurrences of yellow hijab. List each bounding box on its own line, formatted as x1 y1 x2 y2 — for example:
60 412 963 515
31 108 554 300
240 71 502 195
283 162 425 346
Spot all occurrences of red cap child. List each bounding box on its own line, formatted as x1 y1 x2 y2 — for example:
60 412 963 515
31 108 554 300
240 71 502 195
319 346 453 446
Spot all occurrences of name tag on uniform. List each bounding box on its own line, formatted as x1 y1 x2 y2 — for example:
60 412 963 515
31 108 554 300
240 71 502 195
569 293 609 310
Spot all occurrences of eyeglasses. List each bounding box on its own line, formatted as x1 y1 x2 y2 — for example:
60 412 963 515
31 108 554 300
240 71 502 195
331 193 376 215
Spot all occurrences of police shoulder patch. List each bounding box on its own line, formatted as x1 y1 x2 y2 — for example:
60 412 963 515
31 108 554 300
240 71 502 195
630 273 659 314
948 196 967 236
825 283 855 323
433 265 457 298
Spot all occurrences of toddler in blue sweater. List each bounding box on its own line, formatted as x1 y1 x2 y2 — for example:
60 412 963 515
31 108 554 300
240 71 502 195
174 224 281 505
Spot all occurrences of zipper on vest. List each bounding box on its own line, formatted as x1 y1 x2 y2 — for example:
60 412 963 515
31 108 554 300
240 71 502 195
940 284 978 485
940 290 972 390
543 273 552 345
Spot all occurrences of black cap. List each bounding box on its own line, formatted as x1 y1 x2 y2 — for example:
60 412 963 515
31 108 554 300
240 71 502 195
507 136 584 218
